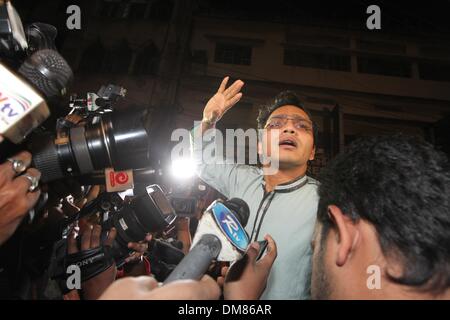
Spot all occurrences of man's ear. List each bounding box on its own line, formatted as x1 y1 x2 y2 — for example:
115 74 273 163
327 205 359 267
309 145 316 161
257 140 263 155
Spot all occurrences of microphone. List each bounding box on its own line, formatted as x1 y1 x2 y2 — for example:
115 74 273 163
18 49 73 100
163 198 250 284
163 234 222 284
0 49 72 144
0 62 50 143
192 197 250 262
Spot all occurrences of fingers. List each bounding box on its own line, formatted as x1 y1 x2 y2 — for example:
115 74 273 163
104 227 117 247
24 187 41 209
224 92 242 112
259 234 277 268
11 167 40 193
63 198 81 216
223 79 244 101
264 234 277 257
70 225 115 254
125 252 142 264
81 225 93 251
0 151 32 182
14 168 41 209
128 241 148 253
245 241 260 262
221 266 229 278
67 228 79 254
199 275 222 300
91 224 102 248
217 76 229 93
217 276 225 287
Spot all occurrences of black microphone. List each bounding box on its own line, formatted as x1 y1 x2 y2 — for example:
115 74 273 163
18 48 73 100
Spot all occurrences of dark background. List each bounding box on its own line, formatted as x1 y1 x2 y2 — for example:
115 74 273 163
12 0 450 174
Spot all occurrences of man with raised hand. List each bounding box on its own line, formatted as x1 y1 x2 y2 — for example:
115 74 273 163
190 77 319 299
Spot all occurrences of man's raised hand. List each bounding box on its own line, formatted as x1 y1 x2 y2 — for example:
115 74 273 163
202 76 244 126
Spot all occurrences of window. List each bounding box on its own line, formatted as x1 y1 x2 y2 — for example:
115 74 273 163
419 61 450 82
101 0 125 19
356 40 406 55
128 1 149 19
357 56 411 78
419 46 450 60
284 47 351 71
148 0 174 21
214 43 252 66
286 33 350 49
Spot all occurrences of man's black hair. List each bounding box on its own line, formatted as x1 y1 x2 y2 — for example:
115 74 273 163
317 134 450 294
256 91 318 145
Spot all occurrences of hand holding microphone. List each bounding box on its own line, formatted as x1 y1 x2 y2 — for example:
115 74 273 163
163 198 251 285
218 234 278 300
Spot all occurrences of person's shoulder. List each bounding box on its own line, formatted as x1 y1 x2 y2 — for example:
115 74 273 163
235 164 263 177
305 175 320 188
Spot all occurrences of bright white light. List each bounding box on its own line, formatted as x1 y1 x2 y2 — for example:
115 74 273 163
171 158 196 179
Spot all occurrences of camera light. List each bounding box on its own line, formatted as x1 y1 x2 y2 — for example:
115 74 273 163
171 158 196 180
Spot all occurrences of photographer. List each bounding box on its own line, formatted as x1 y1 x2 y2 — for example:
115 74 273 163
0 147 41 245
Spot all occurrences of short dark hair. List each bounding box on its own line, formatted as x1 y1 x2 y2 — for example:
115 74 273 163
256 91 318 145
317 134 450 294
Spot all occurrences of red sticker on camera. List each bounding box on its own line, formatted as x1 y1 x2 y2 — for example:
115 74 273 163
105 168 134 192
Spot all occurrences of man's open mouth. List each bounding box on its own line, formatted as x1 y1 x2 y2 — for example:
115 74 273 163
279 138 298 148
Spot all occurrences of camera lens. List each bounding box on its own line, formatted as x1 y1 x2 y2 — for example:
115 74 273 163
30 110 150 182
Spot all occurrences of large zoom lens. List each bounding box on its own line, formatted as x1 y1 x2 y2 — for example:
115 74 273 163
30 110 150 182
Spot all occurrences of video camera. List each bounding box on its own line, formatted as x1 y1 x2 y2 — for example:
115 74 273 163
49 184 177 289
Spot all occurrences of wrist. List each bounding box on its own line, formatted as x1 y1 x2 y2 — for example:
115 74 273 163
201 117 216 128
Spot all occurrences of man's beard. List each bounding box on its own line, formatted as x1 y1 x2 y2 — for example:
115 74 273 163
311 235 333 300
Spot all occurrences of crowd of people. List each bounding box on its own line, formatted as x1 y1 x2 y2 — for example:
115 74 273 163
0 77 449 300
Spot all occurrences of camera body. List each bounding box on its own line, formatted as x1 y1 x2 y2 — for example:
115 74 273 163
49 184 177 289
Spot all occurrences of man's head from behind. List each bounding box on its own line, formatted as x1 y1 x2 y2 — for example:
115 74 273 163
312 134 450 299
257 91 317 171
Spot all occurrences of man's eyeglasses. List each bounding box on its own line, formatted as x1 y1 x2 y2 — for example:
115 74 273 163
264 115 313 132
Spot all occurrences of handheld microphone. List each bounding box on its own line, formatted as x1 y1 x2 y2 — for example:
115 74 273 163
0 49 73 144
163 198 250 284
0 62 50 143
18 48 73 100
192 198 250 261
